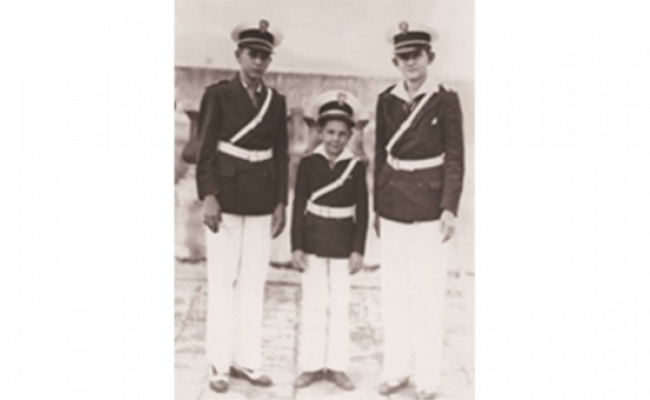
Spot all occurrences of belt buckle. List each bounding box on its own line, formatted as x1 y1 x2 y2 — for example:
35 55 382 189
398 158 409 171
390 156 400 170
393 158 405 171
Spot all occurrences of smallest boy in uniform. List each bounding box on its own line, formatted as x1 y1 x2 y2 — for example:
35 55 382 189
291 90 369 391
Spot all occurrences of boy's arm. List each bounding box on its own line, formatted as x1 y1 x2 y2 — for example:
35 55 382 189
196 87 222 201
352 162 369 255
290 159 309 253
274 95 289 206
440 91 465 216
373 97 387 211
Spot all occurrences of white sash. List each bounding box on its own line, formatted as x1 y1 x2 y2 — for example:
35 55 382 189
229 88 274 144
385 89 436 154
306 203 355 219
309 158 358 203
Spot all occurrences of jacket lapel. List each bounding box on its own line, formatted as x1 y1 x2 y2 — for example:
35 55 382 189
312 145 355 187
409 90 443 128
227 75 257 122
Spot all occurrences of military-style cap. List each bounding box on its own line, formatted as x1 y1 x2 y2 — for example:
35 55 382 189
310 90 363 125
231 19 283 53
385 21 438 54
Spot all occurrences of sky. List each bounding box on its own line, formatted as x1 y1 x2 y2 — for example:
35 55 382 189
175 0 474 81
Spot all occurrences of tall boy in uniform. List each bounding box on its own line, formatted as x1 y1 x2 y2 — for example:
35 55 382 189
291 91 368 392
374 22 465 400
195 19 289 393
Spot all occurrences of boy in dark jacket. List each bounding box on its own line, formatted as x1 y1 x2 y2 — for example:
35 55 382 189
374 21 465 400
291 90 369 391
196 19 289 393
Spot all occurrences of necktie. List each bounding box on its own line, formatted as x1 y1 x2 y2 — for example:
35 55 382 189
253 90 264 109
409 94 426 113
404 94 425 115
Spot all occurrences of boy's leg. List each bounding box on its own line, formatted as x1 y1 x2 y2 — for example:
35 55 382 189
379 217 414 382
299 255 328 372
326 257 351 372
232 214 272 370
408 220 448 392
205 213 243 374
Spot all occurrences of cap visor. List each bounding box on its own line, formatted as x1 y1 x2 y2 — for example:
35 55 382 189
241 43 273 54
394 44 429 55
318 114 355 126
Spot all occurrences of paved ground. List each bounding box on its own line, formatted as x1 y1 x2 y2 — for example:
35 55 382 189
175 261 474 400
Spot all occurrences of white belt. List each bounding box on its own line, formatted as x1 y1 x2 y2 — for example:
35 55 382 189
217 141 273 162
306 201 355 219
387 153 444 171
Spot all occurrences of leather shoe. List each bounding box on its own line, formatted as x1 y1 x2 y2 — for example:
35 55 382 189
378 377 409 395
229 366 273 387
294 370 324 388
325 369 355 391
208 366 229 393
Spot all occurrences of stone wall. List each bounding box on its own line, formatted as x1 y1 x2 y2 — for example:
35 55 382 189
175 66 474 130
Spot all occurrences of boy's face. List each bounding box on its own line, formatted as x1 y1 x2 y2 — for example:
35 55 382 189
320 119 353 159
393 48 433 81
236 47 272 80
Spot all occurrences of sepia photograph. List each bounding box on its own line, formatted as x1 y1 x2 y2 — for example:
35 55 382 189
175 1 474 398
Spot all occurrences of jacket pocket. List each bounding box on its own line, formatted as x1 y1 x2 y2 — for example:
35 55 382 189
427 179 443 191
236 161 277 213
385 177 442 220
376 165 393 190
215 154 237 177
376 173 389 190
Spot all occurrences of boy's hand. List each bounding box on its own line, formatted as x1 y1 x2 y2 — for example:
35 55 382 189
202 195 222 233
292 250 307 273
373 214 381 237
440 209 456 242
349 252 364 275
271 203 286 238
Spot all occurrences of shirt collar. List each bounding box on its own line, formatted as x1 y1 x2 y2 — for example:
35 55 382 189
390 76 439 103
313 143 355 164
239 73 264 93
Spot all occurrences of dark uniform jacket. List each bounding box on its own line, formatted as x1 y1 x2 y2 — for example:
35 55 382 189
374 78 464 222
291 146 369 259
196 74 289 215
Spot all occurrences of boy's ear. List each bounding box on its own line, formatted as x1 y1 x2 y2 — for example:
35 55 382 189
355 119 369 131
428 51 436 64
392 57 399 67
303 117 318 129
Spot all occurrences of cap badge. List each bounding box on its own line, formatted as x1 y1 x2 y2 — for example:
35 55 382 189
337 92 347 105
259 19 269 32
399 21 409 34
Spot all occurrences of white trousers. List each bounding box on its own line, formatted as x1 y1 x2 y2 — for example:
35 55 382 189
299 255 351 372
204 213 271 373
380 217 448 391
